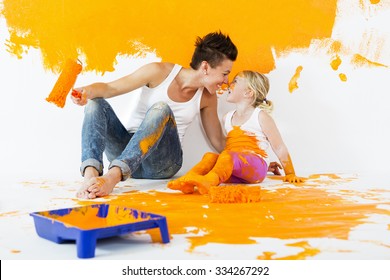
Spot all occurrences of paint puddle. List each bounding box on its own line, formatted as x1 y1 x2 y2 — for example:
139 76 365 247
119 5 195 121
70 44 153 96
75 174 390 258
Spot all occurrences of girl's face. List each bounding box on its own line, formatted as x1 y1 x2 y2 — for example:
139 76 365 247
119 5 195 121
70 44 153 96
226 75 248 103
203 59 233 94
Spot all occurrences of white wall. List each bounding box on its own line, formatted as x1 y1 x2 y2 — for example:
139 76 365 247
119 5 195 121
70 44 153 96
1 8 390 181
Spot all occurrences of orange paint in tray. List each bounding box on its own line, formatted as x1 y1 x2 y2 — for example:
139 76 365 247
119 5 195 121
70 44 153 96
30 204 170 258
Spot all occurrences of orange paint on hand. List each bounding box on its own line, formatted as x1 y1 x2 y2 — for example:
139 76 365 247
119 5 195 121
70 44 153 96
71 89 82 99
288 66 303 93
46 59 82 108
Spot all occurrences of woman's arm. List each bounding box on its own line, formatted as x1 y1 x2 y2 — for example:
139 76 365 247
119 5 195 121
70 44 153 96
72 62 168 105
200 92 225 153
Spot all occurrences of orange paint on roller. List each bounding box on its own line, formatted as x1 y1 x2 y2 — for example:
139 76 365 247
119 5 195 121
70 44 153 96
46 59 82 108
209 185 261 203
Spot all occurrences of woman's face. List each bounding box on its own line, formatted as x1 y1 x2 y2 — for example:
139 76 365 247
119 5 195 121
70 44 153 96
226 74 248 103
204 59 233 94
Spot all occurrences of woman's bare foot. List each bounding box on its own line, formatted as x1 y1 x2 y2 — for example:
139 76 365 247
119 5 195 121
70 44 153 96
76 167 99 199
86 167 122 199
76 167 122 199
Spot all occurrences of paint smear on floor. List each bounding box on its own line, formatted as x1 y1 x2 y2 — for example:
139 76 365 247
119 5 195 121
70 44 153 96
75 174 390 259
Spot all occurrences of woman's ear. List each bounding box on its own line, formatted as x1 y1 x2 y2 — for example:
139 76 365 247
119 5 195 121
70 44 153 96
200 61 209 74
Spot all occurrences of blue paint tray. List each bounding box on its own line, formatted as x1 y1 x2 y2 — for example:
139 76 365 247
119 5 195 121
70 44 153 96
30 204 170 258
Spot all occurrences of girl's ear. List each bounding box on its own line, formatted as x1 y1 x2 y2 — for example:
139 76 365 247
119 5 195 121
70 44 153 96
245 89 255 98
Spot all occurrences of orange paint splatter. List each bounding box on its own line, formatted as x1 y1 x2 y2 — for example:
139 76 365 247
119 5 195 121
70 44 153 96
258 241 320 260
1 0 338 74
169 127 267 198
330 55 342 70
77 179 390 258
225 126 267 158
370 0 381 4
0 211 20 217
339 73 347 82
351 54 387 68
11 249 21 254
209 185 261 203
288 66 303 93
139 115 170 155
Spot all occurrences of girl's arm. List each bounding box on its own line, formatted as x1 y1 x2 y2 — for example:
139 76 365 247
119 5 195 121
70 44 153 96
258 111 304 183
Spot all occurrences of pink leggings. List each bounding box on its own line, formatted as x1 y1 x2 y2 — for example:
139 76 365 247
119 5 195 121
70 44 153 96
225 151 268 184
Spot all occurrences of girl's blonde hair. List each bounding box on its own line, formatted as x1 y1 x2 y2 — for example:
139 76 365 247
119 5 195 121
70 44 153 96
238 70 273 113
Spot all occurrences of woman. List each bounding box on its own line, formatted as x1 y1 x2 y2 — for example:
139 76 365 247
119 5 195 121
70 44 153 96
72 31 238 199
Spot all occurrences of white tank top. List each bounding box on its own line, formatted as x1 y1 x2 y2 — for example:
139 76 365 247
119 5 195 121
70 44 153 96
126 64 202 144
224 107 270 164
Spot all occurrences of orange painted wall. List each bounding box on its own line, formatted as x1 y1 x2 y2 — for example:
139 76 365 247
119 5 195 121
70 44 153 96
1 0 337 74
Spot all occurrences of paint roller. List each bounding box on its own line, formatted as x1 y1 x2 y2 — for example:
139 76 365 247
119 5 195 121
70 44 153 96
46 59 82 108
208 185 261 203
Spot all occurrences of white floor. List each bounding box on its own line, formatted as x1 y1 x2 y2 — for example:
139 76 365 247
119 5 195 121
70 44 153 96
1 172 390 261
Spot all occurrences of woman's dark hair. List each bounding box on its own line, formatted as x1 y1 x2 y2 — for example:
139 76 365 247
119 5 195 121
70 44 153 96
190 31 238 69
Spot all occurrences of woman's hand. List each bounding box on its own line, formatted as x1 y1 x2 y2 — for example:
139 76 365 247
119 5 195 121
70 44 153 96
71 88 88 106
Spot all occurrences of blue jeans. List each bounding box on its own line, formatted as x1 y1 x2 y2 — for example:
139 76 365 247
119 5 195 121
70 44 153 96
80 98 183 180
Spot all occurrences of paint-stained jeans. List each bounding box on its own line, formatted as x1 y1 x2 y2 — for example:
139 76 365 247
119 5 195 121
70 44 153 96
80 98 183 180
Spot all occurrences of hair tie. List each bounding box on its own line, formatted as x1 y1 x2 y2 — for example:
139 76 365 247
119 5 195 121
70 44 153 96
263 98 267 103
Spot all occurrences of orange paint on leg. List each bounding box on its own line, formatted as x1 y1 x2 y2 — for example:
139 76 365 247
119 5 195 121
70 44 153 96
168 152 219 193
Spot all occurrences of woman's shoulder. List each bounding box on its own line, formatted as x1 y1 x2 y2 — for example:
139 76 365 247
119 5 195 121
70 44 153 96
141 62 177 87
144 62 176 73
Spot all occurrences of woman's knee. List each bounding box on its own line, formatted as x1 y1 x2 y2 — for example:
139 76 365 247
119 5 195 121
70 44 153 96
149 102 173 116
84 98 110 114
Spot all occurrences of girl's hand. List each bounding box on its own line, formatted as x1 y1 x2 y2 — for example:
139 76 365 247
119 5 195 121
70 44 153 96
284 174 305 184
71 88 88 106
268 162 283 175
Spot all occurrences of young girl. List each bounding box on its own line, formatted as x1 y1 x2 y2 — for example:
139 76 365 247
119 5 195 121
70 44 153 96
168 70 304 195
